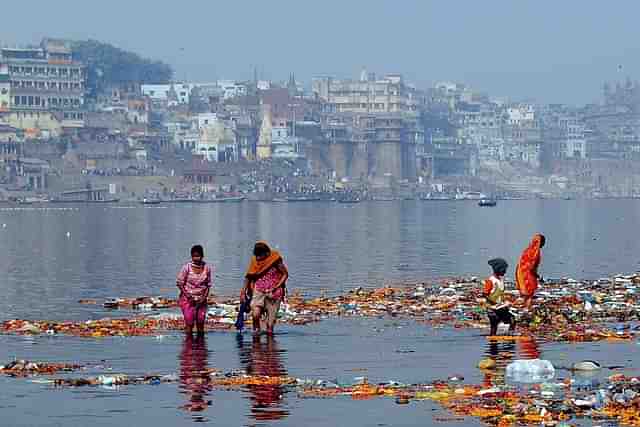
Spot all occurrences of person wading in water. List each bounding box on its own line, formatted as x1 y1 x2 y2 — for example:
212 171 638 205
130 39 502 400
241 241 288 335
483 258 516 336
177 245 212 337
516 234 546 310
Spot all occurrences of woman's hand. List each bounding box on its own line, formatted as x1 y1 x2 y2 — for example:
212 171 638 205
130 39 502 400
240 278 251 303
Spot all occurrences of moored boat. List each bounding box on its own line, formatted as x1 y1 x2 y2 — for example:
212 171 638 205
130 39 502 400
139 198 161 205
285 194 321 202
207 195 245 203
478 198 497 207
338 193 361 203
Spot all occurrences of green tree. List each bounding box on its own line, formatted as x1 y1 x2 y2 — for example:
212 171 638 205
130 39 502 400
71 39 173 98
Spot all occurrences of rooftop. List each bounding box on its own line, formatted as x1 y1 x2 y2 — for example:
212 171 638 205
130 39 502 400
0 124 18 133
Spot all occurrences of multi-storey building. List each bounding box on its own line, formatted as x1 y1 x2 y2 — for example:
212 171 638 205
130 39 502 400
312 72 423 182
502 121 542 168
1 39 85 112
543 114 587 160
0 74 9 112
312 72 422 114
318 112 423 181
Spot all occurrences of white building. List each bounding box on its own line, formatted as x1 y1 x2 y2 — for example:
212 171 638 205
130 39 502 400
560 117 587 159
270 121 302 160
217 80 248 100
197 113 218 129
257 80 271 91
506 104 536 125
312 73 421 114
141 83 193 105
196 119 237 162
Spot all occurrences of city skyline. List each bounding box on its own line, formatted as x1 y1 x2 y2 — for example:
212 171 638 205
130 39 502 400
1 0 638 105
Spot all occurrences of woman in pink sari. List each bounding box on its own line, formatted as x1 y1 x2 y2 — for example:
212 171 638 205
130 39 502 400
177 245 213 336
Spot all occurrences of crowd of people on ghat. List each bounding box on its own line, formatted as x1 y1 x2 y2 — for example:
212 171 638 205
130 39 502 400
175 233 545 338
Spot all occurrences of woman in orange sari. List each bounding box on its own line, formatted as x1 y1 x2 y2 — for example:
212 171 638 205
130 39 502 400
516 234 546 310
241 241 289 335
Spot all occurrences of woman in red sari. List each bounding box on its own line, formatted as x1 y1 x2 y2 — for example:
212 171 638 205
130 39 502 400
515 234 546 310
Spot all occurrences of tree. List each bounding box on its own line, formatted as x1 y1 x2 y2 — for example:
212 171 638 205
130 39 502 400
70 39 173 99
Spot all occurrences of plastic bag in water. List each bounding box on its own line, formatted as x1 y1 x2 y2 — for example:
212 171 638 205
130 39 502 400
505 359 555 384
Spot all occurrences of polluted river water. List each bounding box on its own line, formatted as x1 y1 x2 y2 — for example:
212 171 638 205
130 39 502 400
2 199 640 426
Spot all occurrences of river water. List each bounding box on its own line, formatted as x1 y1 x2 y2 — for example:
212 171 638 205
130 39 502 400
0 200 639 426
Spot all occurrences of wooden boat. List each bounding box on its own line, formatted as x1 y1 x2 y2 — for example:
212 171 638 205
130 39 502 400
140 198 161 205
338 194 362 204
50 198 120 204
208 195 245 203
165 198 197 203
478 198 497 207
419 193 453 201
285 194 321 202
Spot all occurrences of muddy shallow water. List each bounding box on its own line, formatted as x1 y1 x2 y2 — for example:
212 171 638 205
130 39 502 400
1 200 639 425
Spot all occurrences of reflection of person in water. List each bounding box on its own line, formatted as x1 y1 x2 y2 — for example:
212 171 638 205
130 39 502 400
237 334 289 421
179 334 212 418
482 341 516 387
518 336 541 360
482 337 541 387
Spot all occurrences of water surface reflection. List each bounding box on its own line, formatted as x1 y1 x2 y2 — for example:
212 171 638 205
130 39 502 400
179 334 213 421
482 337 541 387
237 334 290 422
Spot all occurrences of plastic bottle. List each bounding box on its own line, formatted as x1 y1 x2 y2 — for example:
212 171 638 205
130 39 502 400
505 359 555 383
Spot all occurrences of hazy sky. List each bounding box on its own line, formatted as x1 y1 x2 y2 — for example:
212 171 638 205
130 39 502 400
1 1 637 104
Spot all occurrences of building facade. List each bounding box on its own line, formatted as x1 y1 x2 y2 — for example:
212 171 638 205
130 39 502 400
1 39 85 112
312 73 422 114
0 66 10 111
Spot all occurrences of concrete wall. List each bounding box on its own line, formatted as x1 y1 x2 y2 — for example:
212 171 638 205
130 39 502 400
352 142 369 180
328 143 348 178
372 142 401 179
401 142 417 180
